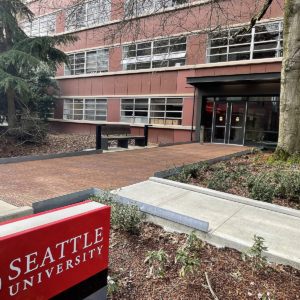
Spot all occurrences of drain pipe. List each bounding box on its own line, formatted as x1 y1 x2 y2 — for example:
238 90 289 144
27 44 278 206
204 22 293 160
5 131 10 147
191 86 196 141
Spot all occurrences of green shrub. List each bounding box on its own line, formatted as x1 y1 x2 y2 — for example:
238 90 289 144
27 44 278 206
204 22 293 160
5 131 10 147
275 171 300 203
167 163 204 183
91 189 145 234
246 174 275 203
207 170 232 192
145 249 168 277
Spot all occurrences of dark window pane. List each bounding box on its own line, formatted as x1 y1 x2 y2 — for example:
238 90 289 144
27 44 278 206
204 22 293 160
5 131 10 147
210 47 228 55
246 101 279 132
137 49 151 56
154 40 169 47
136 62 151 69
211 38 228 47
229 35 252 45
229 45 250 53
166 112 181 118
254 42 278 51
153 47 169 54
228 52 250 61
137 42 151 49
135 111 148 117
255 23 279 33
170 44 186 52
254 32 279 42
152 61 168 68
209 55 227 63
253 50 277 59
170 37 186 44
249 96 280 102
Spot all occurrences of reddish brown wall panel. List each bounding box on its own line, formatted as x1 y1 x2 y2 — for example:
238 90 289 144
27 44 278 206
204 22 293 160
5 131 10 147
91 77 104 95
141 73 151 94
49 122 96 135
160 71 177 94
109 47 122 72
102 77 115 95
54 99 64 120
182 98 197 127
177 70 196 94
114 75 128 94
174 130 195 143
128 74 142 95
107 99 121 122
150 73 161 94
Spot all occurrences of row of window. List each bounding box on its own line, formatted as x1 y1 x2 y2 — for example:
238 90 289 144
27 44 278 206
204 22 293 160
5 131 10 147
23 0 187 36
122 37 187 70
65 49 109 75
63 99 107 121
63 98 184 125
62 21 283 75
207 21 283 63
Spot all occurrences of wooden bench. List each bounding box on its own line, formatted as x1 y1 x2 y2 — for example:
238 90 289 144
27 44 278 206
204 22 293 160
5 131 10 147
96 124 151 150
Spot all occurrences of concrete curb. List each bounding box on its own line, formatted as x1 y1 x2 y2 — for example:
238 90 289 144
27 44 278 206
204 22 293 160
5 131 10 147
153 148 253 178
32 188 95 213
94 188 209 232
0 206 33 223
0 149 103 165
149 177 300 219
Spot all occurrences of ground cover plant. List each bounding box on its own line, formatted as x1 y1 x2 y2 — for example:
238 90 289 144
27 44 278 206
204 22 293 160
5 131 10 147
108 222 300 299
168 150 300 210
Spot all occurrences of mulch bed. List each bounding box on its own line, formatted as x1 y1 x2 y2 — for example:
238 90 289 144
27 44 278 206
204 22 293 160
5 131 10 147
187 152 300 210
0 133 158 159
109 223 300 299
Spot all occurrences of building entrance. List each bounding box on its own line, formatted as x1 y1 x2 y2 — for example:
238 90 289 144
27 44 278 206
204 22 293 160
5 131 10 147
212 101 246 145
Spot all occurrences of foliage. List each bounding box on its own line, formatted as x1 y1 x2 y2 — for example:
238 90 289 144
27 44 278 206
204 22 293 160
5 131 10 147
185 230 202 251
145 249 168 277
246 173 275 203
107 275 120 295
10 117 49 143
242 235 268 274
166 162 205 183
0 0 78 129
27 66 60 119
274 170 300 203
175 248 201 278
207 170 232 192
91 189 145 234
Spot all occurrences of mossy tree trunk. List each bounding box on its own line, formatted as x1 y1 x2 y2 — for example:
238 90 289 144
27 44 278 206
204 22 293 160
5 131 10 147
7 88 17 129
277 0 300 153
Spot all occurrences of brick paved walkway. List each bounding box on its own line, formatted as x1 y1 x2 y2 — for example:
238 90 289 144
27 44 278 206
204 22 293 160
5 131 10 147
0 144 250 207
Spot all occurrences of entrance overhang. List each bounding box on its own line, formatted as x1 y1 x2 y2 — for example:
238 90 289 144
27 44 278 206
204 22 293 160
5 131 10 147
186 72 281 86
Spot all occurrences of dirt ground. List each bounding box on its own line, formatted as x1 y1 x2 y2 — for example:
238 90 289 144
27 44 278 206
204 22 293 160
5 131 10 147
187 152 300 210
108 223 300 300
0 133 158 158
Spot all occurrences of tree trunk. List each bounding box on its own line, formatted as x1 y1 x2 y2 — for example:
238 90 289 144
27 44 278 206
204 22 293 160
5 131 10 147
7 88 16 129
277 0 300 153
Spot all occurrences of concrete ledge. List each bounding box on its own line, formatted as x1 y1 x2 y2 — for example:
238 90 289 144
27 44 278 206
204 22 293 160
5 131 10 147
32 188 95 213
94 188 209 232
0 206 33 223
153 148 252 178
149 177 300 219
0 149 103 165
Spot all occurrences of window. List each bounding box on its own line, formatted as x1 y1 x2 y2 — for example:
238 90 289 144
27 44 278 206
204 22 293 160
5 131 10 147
65 49 109 75
207 21 283 63
63 99 107 121
65 0 111 31
22 14 56 37
122 37 187 70
120 98 183 125
124 0 189 17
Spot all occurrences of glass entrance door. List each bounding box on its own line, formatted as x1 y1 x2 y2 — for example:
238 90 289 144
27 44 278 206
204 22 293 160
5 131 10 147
212 102 246 145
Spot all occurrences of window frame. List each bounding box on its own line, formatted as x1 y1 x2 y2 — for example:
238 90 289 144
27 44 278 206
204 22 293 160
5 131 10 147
122 37 187 70
63 99 108 121
206 21 283 63
64 48 110 76
120 97 184 125
65 0 111 32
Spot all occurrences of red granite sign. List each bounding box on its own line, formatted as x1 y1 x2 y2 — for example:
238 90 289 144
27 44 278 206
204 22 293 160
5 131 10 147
0 201 110 300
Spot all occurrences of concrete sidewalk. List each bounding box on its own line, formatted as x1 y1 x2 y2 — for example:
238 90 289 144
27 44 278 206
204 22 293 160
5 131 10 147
117 179 300 269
